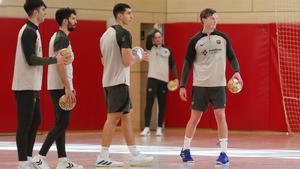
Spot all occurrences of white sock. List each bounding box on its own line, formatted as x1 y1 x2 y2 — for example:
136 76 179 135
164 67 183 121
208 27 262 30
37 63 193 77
219 138 228 153
58 157 68 162
27 156 32 161
38 154 46 158
99 146 109 159
143 127 150 131
19 161 29 167
128 145 139 156
183 136 192 150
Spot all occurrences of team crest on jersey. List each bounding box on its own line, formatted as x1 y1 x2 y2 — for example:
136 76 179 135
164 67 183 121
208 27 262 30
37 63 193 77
201 50 208 56
216 39 221 44
161 48 170 57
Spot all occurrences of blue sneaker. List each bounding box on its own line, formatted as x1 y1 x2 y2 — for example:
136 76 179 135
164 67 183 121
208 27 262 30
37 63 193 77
180 149 194 163
216 152 229 166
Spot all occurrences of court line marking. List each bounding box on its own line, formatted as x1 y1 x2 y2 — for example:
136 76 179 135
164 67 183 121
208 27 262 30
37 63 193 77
0 141 299 159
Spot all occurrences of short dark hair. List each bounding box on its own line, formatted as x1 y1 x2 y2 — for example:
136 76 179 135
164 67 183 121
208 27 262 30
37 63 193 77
23 0 47 17
113 3 131 19
200 8 216 24
55 8 77 26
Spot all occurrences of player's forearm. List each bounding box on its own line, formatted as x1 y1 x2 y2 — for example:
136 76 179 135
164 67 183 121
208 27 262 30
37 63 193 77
180 60 192 88
227 52 240 72
123 55 136 66
226 40 240 72
122 49 136 66
22 30 57 66
169 55 179 79
57 64 71 90
28 54 57 65
172 65 179 79
230 58 240 72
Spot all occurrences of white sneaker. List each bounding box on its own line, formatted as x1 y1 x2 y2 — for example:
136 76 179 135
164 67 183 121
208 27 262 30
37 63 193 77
18 161 32 169
129 153 154 166
140 127 150 136
96 157 124 167
27 156 33 161
56 158 83 169
28 161 36 169
32 155 50 169
156 127 163 136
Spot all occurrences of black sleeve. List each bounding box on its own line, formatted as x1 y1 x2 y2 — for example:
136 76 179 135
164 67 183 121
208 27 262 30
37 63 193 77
185 38 196 65
117 30 132 49
54 35 69 52
21 28 57 65
168 48 178 79
224 34 240 72
180 39 196 87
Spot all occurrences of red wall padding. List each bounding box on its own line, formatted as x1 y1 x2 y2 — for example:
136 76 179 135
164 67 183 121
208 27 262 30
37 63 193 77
0 19 288 132
0 18 24 133
0 18 107 132
164 23 287 131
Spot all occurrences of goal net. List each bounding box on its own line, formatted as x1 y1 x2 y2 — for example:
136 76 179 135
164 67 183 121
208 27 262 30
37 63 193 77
275 0 300 133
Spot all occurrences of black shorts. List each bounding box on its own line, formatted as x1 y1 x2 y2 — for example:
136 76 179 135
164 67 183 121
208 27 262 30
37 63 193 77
191 86 226 112
104 84 132 114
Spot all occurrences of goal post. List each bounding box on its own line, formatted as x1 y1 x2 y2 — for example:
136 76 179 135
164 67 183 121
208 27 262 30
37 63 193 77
275 0 300 133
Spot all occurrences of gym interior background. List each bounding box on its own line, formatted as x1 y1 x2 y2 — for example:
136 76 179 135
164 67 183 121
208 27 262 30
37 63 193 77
0 0 297 133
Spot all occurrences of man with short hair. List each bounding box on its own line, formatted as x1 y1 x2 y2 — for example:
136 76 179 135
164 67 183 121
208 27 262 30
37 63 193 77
12 0 68 168
32 8 83 169
96 3 154 167
179 8 243 166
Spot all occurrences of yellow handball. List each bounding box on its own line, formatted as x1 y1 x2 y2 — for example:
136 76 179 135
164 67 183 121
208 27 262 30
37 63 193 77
59 48 72 65
227 77 242 94
167 80 179 91
59 95 76 111
132 47 144 61
60 48 71 59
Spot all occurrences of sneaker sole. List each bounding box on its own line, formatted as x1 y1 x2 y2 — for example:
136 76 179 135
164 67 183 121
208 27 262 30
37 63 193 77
140 133 151 136
180 155 194 163
186 160 195 163
215 161 230 167
129 161 152 166
96 164 124 168
181 159 194 163
57 167 83 169
96 162 124 168
32 164 41 169
129 158 154 166
32 163 49 169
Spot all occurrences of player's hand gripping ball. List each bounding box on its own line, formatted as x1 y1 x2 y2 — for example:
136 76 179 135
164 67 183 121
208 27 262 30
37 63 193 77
132 47 144 61
60 48 72 64
227 77 243 94
167 80 179 91
59 95 76 111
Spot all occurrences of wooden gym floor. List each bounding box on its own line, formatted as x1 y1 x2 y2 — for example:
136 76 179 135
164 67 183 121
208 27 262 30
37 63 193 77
0 129 299 169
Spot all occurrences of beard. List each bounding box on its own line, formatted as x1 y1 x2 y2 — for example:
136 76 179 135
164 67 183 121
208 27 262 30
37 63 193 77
67 21 76 32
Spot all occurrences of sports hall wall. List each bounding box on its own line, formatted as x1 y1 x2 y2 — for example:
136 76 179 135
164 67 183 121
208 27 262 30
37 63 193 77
164 23 287 131
0 0 167 132
0 18 107 132
0 0 297 132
